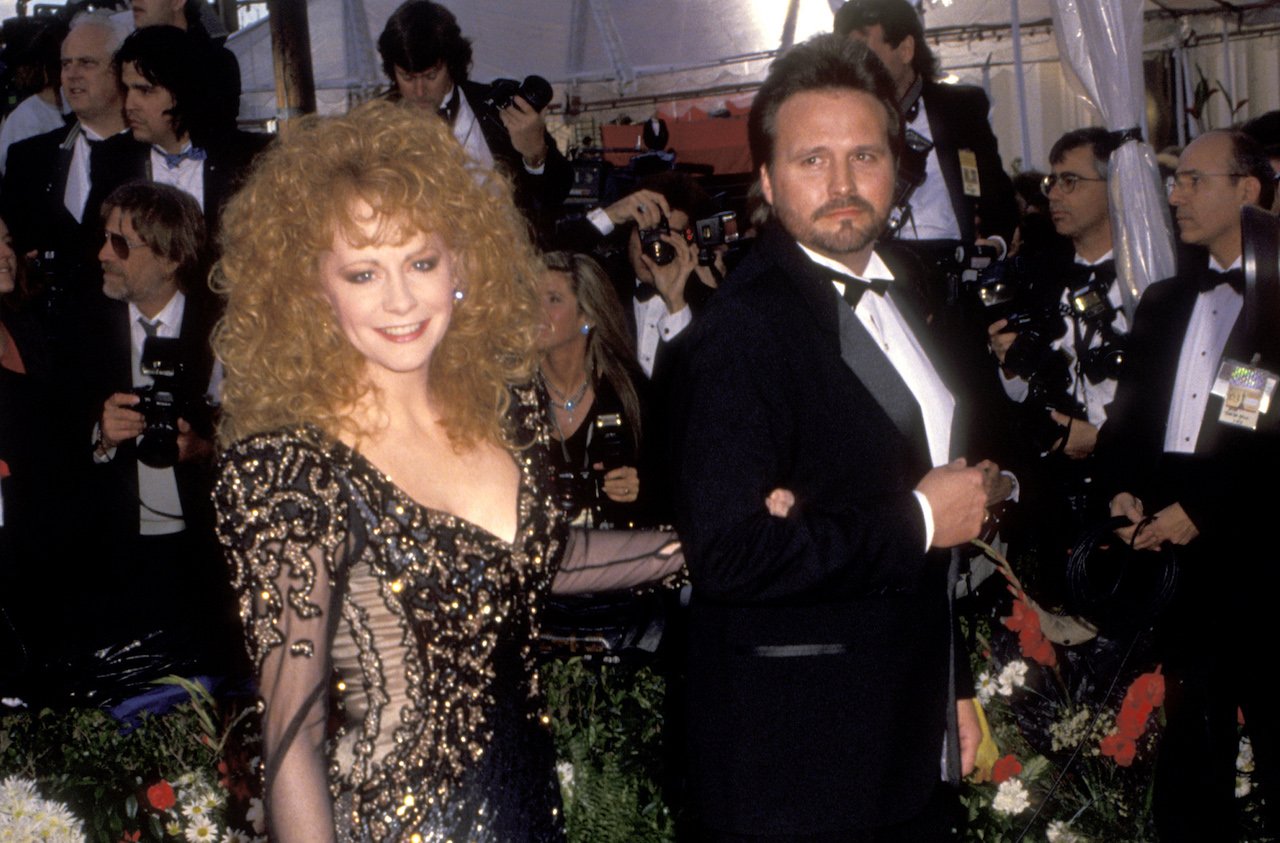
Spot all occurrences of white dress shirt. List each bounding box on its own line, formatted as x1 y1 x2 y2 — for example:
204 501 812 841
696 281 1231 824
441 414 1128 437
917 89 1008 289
804 245 957 547
634 290 692 378
149 145 204 209
1165 256 1244 454
130 292 187 535
898 97 962 243
63 125 112 222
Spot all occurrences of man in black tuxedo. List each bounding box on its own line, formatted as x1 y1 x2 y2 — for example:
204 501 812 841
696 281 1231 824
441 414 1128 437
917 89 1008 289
835 0 1018 252
673 35 1003 840
70 181 239 673
1099 130 1280 841
1 11 134 308
376 0 571 234
101 25 269 243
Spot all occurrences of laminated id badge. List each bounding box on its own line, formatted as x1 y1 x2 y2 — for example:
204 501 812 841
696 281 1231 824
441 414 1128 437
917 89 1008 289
1211 358 1278 430
959 149 981 197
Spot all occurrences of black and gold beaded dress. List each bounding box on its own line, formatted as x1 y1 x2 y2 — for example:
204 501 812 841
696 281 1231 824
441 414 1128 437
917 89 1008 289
214 385 567 842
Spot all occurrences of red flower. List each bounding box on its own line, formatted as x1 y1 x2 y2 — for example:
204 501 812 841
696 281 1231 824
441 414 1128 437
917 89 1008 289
119 832 141 842
0 458 9 478
1100 732 1137 766
1099 668 1165 766
992 753 1023 784
146 780 175 811
1002 594 1058 667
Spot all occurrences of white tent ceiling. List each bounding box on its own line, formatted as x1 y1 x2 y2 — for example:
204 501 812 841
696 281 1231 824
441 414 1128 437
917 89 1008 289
228 0 1280 119
226 0 1280 171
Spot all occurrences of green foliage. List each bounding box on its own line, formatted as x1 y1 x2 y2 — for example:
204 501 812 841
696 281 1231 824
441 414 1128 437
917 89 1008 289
543 656 677 843
0 687 259 842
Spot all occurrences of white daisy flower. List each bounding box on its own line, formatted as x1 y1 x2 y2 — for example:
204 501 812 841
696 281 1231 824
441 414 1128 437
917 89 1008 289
185 814 218 841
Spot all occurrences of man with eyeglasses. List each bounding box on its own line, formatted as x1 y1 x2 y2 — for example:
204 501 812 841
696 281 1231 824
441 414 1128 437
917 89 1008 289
1098 129 1280 841
68 181 241 676
982 129 1127 599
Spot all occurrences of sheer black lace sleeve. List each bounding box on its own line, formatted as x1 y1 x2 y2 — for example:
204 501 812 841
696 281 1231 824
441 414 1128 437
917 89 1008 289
215 428 353 843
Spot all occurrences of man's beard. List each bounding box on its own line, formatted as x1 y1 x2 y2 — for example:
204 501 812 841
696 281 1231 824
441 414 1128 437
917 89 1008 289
775 195 889 258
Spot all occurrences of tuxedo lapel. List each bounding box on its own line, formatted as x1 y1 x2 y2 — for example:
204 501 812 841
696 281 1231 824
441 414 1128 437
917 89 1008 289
835 290 925 448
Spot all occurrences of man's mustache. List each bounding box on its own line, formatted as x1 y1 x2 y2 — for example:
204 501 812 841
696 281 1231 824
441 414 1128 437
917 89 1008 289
812 196 876 221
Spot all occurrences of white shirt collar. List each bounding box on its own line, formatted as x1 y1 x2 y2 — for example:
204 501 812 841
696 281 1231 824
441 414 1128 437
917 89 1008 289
798 243 895 284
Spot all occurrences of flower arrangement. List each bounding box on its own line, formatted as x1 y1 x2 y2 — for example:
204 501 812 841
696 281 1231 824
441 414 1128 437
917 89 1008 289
960 541 1168 841
961 540 1272 841
0 775 85 841
0 677 261 843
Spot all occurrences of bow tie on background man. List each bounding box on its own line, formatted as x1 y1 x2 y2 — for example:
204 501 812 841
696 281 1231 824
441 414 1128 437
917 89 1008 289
1196 266 1244 294
156 145 207 170
634 281 660 303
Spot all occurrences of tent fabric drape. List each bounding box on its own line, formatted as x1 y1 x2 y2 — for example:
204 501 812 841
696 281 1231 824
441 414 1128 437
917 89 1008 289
1049 0 1177 312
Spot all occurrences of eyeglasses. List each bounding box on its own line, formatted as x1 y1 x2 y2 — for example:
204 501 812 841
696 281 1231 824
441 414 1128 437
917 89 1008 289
1041 173 1107 196
1165 171 1243 197
104 230 145 260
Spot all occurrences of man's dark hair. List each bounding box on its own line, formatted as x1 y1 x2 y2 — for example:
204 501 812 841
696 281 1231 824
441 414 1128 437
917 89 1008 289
634 171 716 225
833 0 938 84
1223 130 1278 211
1241 110 1280 159
748 34 902 174
1050 127 1117 179
115 25 221 145
101 181 207 290
377 0 472 86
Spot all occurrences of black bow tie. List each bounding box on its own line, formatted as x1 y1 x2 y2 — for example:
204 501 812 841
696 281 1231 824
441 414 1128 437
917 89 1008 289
634 282 659 303
840 278 890 308
1196 267 1244 294
1072 259 1115 289
437 87 460 125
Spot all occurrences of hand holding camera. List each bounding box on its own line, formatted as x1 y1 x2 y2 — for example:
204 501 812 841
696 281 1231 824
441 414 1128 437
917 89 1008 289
99 392 146 453
486 75 554 168
638 226 697 313
604 189 671 230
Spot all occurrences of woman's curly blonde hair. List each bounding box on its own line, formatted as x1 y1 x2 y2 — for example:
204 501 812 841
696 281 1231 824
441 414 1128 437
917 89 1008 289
214 99 543 448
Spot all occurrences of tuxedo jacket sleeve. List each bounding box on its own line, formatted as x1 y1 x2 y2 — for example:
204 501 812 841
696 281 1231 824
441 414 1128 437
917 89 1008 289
923 81 1018 245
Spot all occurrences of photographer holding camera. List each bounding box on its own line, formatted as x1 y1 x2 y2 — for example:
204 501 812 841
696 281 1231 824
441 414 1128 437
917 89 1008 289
569 171 725 379
69 182 238 673
983 129 1131 605
376 0 572 234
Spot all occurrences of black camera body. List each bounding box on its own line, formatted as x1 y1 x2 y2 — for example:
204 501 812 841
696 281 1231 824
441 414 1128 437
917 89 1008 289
132 337 191 469
551 412 635 529
638 213 684 266
483 75 553 113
